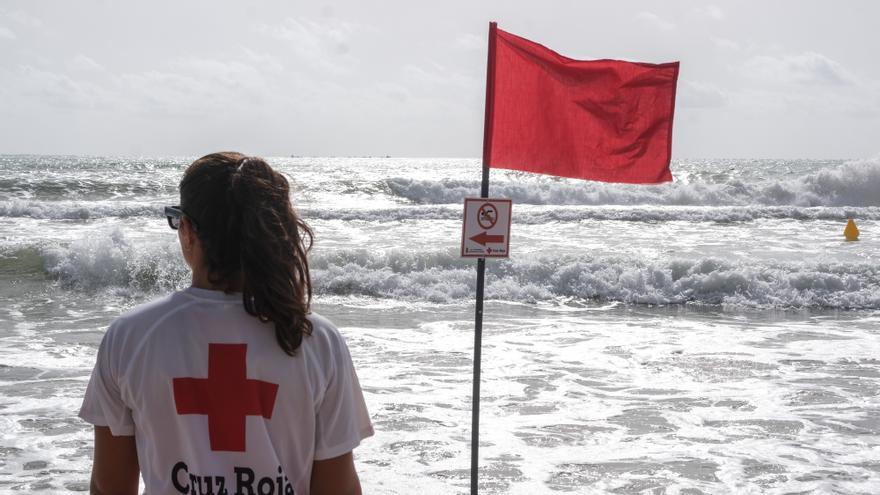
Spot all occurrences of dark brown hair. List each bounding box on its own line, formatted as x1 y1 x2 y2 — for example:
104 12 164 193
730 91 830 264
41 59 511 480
180 151 313 355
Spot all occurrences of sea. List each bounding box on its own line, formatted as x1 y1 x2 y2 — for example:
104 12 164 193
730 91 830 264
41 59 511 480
1 155 879 494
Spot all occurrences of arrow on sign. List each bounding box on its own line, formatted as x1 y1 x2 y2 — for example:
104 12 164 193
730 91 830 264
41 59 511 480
470 232 505 246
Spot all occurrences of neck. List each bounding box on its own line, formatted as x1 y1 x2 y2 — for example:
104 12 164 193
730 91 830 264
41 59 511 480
191 269 242 292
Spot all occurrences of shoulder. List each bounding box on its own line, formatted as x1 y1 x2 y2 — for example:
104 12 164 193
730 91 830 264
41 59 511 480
104 291 194 344
304 312 351 356
307 312 344 343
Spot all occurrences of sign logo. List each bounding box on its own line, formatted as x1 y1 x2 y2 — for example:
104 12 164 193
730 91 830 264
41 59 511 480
173 343 279 452
461 198 512 258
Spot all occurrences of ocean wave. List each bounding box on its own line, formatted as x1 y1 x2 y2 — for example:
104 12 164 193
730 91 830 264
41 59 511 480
8 200 875 224
0 200 162 220
305 205 880 224
0 155 183 200
383 157 880 207
312 249 880 309
11 230 877 309
0 178 175 201
38 229 189 292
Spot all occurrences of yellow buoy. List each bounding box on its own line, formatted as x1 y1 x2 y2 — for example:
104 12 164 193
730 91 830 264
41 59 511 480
844 218 860 241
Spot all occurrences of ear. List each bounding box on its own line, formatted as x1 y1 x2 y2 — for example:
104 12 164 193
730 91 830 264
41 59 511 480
178 217 200 262
178 217 190 245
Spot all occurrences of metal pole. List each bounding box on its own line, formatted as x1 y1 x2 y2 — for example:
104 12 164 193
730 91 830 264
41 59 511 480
470 256 486 495
470 164 490 494
471 21 497 495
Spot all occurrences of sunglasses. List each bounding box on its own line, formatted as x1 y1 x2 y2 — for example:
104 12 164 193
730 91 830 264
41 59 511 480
164 206 198 231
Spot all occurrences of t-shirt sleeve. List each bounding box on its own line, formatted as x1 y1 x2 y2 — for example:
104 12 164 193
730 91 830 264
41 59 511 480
79 325 135 436
314 327 374 460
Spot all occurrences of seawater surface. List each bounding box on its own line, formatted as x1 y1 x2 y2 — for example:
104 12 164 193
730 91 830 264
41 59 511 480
1 155 880 493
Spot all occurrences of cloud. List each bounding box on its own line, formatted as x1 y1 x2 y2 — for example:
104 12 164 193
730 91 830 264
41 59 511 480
635 11 676 31
261 17 355 49
0 9 44 43
8 50 284 117
402 62 477 89
711 37 739 51
259 17 358 74
694 5 725 20
743 52 858 86
16 65 111 109
118 70 220 115
67 54 104 72
3 9 42 28
172 57 276 97
375 82 410 103
240 48 284 73
118 55 280 115
679 81 728 108
727 51 879 118
729 85 880 118
455 33 483 51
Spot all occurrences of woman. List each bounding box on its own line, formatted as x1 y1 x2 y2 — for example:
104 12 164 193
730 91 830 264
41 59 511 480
80 152 373 494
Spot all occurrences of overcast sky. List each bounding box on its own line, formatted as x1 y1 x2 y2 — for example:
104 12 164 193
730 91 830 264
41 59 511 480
0 1 878 158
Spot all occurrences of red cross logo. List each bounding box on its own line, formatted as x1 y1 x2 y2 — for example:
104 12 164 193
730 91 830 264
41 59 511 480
172 344 278 452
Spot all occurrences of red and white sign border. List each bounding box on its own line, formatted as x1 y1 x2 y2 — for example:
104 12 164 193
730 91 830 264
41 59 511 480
461 197 512 258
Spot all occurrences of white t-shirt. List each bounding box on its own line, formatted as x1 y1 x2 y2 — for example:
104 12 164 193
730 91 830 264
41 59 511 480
80 287 374 495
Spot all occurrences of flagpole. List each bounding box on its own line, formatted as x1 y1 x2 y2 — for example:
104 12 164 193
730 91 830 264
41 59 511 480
471 20 497 495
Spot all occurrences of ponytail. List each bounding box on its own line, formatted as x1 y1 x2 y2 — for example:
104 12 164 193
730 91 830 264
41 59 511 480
179 152 314 355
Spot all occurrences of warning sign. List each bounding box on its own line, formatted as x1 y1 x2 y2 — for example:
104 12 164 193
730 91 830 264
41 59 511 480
461 198 512 258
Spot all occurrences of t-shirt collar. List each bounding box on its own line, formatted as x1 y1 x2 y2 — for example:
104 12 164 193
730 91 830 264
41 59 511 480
182 286 243 302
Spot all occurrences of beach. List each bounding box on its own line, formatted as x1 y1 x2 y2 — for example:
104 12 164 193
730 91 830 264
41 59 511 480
1 155 880 493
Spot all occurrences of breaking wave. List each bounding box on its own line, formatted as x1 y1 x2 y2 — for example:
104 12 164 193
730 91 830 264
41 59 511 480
12 229 880 309
0 200 161 220
38 229 189 292
305 205 880 224
384 158 880 207
0 155 183 200
311 249 880 309
5 200 878 224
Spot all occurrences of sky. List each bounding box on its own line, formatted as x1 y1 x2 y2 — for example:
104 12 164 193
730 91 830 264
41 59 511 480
0 0 878 159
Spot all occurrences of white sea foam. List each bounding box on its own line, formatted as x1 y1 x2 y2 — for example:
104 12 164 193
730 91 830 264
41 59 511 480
305 205 880 223
18 233 880 309
315 249 880 308
39 228 188 292
44 237 873 309
6 158 879 223
6 200 876 224
0 200 161 219
383 157 880 207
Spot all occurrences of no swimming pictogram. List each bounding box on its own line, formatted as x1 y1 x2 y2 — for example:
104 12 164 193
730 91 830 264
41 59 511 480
477 203 498 229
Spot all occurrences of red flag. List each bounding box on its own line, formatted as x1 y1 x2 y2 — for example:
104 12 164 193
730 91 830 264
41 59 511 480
483 24 680 184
